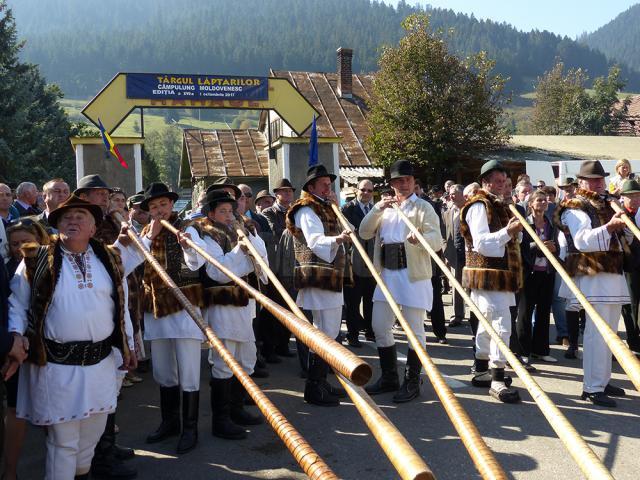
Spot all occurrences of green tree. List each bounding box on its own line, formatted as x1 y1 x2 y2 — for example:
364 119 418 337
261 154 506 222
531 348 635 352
532 62 629 135
0 1 75 185
366 13 510 179
144 126 181 189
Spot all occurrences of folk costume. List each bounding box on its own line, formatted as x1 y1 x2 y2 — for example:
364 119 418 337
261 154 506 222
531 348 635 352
555 161 630 407
8 196 135 480
137 183 207 453
285 165 350 407
359 160 442 403
191 190 267 440
460 160 522 404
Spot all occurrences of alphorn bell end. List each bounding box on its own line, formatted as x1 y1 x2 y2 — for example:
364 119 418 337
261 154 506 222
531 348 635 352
350 363 374 386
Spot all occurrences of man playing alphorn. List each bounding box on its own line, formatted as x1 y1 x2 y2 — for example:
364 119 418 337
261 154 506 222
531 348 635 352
460 160 523 404
8 195 136 479
285 165 351 407
191 189 267 439
360 159 442 403
555 160 629 407
138 182 207 453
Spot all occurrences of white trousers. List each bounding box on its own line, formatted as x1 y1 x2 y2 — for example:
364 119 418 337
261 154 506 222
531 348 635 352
45 413 108 479
311 307 343 341
584 303 621 393
372 301 426 349
475 307 511 368
151 338 202 392
209 339 256 379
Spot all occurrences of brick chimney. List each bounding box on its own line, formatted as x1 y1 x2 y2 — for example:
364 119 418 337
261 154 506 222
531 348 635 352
337 47 353 99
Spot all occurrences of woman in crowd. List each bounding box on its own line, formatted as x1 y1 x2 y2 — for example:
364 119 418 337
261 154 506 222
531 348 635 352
608 158 634 196
3 217 50 480
516 190 561 368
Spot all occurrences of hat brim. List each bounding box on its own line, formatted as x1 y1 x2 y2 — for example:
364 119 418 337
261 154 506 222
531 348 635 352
202 197 237 215
206 183 242 199
389 173 414 180
302 174 337 192
140 192 179 211
621 189 640 195
273 186 296 192
479 166 507 181
48 204 104 229
74 186 114 196
576 173 608 179
255 194 275 202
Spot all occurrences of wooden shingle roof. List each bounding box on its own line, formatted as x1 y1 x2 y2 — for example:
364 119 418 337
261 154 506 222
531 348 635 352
613 95 640 136
182 129 269 178
270 69 375 167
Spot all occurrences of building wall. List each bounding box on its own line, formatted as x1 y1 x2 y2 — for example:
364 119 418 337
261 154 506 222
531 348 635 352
77 144 138 195
287 143 338 193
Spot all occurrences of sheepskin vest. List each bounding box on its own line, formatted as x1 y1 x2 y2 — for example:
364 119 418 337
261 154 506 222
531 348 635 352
459 190 523 292
554 189 623 276
21 239 129 366
194 218 250 307
286 192 349 292
142 214 204 318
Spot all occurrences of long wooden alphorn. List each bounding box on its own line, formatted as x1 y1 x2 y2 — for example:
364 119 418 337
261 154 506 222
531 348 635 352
610 199 640 243
160 220 372 386
509 204 640 393
116 215 337 480
236 228 434 480
396 204 615 480
331 204 507 480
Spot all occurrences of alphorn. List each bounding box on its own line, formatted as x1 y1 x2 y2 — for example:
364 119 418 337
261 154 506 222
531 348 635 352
236 228 434 480
509 204 640 393
160 220 372 386
330 204 507 480
396 204 615 480
610 199 640 243
115 215 337 480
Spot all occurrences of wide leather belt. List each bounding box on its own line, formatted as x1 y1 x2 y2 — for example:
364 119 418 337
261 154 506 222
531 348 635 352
45 337 112 366
381 242 407 270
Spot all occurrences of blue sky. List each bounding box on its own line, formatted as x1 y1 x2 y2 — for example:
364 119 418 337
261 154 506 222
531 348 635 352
395 1 639 38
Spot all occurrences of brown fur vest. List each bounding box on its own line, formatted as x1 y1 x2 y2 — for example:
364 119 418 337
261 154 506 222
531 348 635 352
554 189 623 276
459 190 523 292
22 239 129 366
286 192 351 292
194 218 250 307
142 214 204 318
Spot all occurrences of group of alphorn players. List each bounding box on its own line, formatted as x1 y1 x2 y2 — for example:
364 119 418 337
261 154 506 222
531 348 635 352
4 156 640 480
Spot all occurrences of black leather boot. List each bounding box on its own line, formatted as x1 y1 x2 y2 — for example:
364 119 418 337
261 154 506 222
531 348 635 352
230 377 262 426
471 359 512 387
365 345 400 395
102 413 135 460
392 349 422 403
210 378 247 440
91 413 137 479
176 390 199 454
304 353 339 406
146 386 180 443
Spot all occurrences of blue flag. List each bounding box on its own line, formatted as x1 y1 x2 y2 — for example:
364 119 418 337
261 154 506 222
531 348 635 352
308 115 318 167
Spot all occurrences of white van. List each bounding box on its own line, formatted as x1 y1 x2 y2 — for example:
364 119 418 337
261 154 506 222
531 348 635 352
526 159 640 188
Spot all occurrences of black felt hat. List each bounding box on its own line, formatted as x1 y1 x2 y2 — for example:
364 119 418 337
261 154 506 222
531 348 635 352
557 177 577 188
139 182 179 211
48 194 103 228
389 160 414 180
202 189 237 215
576 160 608 179
273 178 296 191
127 193 145 209
73 174 113 195
205 177 242 199
479 160 507 181
302 165 336 192
255 189 275 202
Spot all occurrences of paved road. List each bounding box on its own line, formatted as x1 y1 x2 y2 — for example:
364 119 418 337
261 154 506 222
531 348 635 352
17 294 640 479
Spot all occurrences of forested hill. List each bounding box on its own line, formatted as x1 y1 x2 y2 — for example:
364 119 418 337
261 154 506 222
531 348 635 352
7 0 640 98
581 4 640 72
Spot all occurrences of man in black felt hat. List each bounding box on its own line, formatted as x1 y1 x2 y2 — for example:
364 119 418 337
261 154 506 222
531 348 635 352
285 165 352 406
555 160 630 407
459 159 523 404
187 189 267 440
359 160 442 403
75 174 121 245
619 179 640 355
131 182 210 453
8 195 137 479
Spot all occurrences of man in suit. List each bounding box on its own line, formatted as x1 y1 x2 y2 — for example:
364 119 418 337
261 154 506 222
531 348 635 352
12 182 41 217
37 178 70 234
444 184 466 327
341 179 376 347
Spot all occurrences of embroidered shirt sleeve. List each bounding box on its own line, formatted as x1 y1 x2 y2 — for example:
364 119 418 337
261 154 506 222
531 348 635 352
561 209 611 252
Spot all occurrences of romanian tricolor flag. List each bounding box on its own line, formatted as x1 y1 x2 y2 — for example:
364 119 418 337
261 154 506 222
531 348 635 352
98 118 129 169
